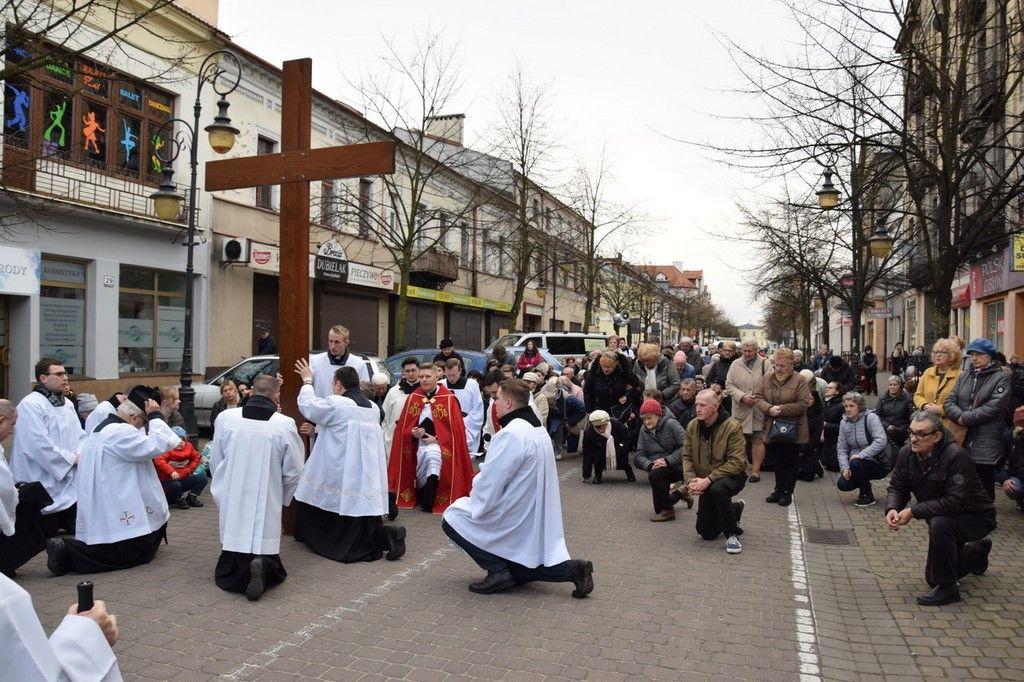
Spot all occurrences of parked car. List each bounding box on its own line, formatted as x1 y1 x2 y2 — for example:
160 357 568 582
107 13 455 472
384 347 563 380
487 331 607 362
189 352 391 430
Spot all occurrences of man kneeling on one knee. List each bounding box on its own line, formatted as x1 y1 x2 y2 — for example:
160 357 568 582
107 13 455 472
683 389 748 554
885 410 995 606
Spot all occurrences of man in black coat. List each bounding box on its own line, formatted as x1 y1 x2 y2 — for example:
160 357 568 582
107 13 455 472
885 411 995 606
668 379 697 427
819 355 857 394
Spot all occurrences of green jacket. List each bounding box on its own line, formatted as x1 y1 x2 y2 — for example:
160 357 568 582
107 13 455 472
682 412 747 483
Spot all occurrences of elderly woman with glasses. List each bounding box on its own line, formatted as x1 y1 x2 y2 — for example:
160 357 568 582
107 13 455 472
913 338 962 435
836 392 890 507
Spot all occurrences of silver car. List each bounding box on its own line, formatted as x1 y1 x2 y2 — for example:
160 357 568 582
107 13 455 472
189 352 392 430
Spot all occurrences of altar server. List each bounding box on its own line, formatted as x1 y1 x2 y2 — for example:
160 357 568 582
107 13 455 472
441 358 485 454
309 325 369 398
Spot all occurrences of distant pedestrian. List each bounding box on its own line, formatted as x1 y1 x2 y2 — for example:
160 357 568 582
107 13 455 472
889 342 906 376
256 327 277 355
860 346 878 395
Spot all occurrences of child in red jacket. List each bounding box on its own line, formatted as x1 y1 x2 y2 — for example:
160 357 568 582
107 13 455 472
154 426 206 509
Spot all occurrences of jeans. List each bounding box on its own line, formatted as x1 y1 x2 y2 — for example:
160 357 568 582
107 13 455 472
162 473 207 502
836 457 888 497
442 520 571 584
1004 476 1024 500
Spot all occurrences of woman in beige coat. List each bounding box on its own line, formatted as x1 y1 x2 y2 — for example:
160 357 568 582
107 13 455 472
754 347 813 507
725 339 771 483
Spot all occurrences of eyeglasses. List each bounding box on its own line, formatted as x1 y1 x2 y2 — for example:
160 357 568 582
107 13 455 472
909 429 939 438
46 371 68 377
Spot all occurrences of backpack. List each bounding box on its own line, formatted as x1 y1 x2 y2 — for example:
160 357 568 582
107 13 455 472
862 410 896 471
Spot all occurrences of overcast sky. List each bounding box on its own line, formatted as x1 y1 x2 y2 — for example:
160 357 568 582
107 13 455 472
218 0 796 325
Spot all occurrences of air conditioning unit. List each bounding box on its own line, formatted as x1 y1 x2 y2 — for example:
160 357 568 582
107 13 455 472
220 237 250 264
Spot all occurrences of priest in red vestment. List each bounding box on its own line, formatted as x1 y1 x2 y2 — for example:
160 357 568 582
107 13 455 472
388 362 473 513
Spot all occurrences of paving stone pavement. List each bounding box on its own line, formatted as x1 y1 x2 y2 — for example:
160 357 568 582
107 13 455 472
11 449 1024 680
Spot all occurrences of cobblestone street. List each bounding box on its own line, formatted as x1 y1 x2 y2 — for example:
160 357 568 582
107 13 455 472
12 445 1024 681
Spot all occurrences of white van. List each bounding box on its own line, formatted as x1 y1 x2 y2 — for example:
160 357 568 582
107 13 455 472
488 331 609 361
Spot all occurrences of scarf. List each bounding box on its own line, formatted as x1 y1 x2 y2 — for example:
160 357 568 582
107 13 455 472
597 424 617 469
33 383 65 408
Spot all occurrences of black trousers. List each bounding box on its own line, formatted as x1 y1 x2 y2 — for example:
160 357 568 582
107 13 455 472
925 513 997 586
767 442 800 494
648 465 685 513
38 504 77 537
215 551 287 594
695 474 746 540
581 448 634 481
293 501 390 563
0 483 52 577
974 464 997 501
63 524 166 574
442 520 571 584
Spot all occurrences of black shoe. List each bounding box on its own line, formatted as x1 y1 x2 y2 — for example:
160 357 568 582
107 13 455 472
570 559 594 599
778 493 793 507
592 475 602 485
46 537 68 576
246 558 266 601
186 493 204 508
419 475 439 512
385 526 406 561
972 537 993 576
625 470 636 483
917 583 960 606
388 492 399 521
765 491 782 504
747 475 760 483
176 497 190 510
468 569 516 594
854 493 876 508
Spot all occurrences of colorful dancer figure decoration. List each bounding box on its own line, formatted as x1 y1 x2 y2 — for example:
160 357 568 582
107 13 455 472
43 100 67 148
120 120 138 164
150 133 164 173
82 110 105 154
4 84 29 133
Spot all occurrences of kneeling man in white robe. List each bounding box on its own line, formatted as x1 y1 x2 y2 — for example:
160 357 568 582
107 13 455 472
1 573 121 680
46 391 180 575
293 361 406 562
442 378 594 597
209 374 304 601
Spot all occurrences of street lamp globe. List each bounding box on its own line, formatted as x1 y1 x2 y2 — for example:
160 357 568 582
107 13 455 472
817 170 840 210
868 218 893 259
150 169 183 221
204 96 240 154
535 285 548 300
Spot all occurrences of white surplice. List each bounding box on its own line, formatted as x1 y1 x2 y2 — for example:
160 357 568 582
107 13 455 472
1 444 16 537
295 385 388 517
0 573 122 682
11 391 84 515
83 401 116 434
309 352 369 398
381 383 414 458
209 409 304 555
440 378 485 454
443 415 570 568
75 417 180 545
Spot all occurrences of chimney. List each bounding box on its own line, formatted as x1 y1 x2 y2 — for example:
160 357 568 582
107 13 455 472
424 114 464 146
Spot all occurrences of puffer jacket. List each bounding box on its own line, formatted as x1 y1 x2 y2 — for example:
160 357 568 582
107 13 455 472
943 364 1011 465
631 355 681 404
633 412 685 471
885 434 996 519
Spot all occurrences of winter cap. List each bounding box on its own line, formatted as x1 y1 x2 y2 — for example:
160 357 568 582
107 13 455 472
673 350 687 363
76 393 98 413
127 385 160 413
535 362 550 377
171 426 188 438
588 410 610 425
522 372 542 384
965 338 998 358
639 398 663 417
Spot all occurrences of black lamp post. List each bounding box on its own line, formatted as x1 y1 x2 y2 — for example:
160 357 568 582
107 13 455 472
150 50 241 436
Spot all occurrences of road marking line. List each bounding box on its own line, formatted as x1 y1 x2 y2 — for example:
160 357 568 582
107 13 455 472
221 546 456 679
788 502 822 682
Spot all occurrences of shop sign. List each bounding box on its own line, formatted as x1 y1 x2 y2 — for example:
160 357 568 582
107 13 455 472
866 307 892 319
0 245 41 295
314 239 348 283
346 261 395 291
970 245 1024 299
405 284 513 312
840 316 853 326
1013 233 1024 272
524 302 543 316
248 239 392 290
952 284 971 308
247 241 314 277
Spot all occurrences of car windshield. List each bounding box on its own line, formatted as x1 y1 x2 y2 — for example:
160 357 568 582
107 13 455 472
492 334 519 349
220 358 278 387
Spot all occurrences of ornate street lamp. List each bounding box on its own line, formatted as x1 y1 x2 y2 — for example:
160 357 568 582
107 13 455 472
817 170 840 210
868 215 894 259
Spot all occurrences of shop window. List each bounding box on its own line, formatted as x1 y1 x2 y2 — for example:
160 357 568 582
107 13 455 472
40 259 87 377
985 300 1005 351
41 91 71 157
118 265 185 374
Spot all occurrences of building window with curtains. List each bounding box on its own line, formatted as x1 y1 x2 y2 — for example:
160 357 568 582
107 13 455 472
984 300 1005 351
40 259 87 376
118 265 185 374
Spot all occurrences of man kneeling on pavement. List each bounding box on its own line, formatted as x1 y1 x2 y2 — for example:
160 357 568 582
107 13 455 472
885 410 995 606
683 389 747 554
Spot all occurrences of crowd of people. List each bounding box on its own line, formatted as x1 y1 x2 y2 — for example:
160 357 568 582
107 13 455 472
4 327 1024 675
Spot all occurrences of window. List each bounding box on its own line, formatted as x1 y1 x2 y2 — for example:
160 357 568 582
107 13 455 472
459 223 471 267
256 136 276 209
320 180 335 227
118 265 185 374
40 259 87 376
984 299 1005 351
1 34 173 183
358 178 372 236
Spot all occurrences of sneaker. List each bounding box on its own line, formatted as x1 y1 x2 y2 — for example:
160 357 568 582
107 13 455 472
854 493 876 507
46 537 68 576
186 493 204 508
725 535 742 554
176 498 190 510
649 509 676 522
555 452 564 461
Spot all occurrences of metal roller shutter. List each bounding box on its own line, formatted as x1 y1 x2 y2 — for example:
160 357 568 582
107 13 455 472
252 273 279 355
403 301 437 350
316 285 381 354
449 307 484 350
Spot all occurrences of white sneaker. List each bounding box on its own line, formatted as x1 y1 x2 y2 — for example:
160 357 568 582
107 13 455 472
725 535 742 554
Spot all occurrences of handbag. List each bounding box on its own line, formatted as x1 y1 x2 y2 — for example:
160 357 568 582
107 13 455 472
767 374 800 443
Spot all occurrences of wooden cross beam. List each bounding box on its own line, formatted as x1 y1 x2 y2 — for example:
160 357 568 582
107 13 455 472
204 58 395 532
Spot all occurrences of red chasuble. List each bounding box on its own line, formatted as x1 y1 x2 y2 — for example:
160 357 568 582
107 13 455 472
387 384 474 513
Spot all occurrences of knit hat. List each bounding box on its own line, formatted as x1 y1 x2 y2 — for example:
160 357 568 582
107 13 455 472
965 338 998 358
828 355 844 368
673 350 686 364
639 398 663 416
76 393 98 413
535 362 550 377
522 372 542 384
588 410 610 425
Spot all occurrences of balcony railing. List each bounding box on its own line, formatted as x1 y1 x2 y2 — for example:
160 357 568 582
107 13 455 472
410 244 460 289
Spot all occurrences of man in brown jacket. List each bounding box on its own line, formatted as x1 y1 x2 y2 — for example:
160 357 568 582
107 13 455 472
683 389 748 554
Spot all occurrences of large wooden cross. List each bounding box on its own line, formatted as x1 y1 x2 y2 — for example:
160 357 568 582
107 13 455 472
205 58 395 530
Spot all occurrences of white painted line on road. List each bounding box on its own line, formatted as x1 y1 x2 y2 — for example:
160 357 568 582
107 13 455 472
788 502 822 682
221 545 456 680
